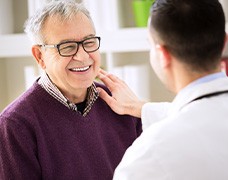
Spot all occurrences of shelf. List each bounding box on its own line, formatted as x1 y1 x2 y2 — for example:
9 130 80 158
0 34 31 58
1 23 228 58
0 28 150 58
100 28 150 53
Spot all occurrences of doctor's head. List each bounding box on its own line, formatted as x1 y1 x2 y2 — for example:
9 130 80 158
148 0 226 92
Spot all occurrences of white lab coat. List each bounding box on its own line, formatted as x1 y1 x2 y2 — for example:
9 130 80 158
114 77 228 180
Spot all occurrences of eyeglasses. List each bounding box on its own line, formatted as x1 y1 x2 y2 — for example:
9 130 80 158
39 36 101 57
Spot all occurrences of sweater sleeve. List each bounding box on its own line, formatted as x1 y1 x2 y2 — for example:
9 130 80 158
141 102 171 130
135 117 143 137
0 115 41 180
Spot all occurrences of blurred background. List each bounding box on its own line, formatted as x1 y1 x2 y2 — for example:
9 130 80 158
0 0 227 112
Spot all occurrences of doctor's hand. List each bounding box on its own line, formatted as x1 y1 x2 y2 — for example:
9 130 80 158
97 69 146 118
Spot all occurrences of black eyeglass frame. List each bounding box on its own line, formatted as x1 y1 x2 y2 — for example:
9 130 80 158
39 36 101 57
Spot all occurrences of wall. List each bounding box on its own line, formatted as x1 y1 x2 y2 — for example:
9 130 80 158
5 57 38 106
0 60 7 111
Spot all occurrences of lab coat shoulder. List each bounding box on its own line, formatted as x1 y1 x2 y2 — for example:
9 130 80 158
114 104 228 180
141 102 171 130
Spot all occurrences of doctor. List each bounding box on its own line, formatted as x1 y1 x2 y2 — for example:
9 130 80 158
98 0 228 179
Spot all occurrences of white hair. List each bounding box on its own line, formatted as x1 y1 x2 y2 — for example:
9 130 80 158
24 0 94 44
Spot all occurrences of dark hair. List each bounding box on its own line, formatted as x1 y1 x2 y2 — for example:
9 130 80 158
150 0 226 72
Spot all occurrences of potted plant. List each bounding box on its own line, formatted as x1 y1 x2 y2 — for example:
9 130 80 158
132 0 155 27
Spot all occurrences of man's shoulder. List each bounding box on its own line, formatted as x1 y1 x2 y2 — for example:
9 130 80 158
94 82 141 122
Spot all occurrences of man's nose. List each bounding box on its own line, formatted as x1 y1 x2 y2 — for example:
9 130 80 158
73 44 89 60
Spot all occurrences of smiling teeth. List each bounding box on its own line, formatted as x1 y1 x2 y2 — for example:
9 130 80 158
71 66 90 72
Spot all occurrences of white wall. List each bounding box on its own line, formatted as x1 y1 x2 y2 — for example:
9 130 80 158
0 60 7 111
5 57 38 105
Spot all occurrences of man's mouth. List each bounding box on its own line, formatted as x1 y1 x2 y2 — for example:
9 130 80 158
69 66 90 72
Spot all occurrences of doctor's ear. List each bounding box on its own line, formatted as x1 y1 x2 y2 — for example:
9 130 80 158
32 45 46 69
156 44 172 68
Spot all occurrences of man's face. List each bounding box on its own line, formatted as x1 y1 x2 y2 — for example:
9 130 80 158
40 12 101 96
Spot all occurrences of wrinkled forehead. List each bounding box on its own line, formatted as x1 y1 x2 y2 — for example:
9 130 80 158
41 12 95 43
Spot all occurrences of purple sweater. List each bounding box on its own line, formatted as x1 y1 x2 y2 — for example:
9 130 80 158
0 81 142 180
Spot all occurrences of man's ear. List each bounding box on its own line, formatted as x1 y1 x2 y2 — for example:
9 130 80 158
156 44 172 68
32 45 46 69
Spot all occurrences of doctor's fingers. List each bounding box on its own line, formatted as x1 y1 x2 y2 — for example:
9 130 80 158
99 69 126 83
98 70 126 90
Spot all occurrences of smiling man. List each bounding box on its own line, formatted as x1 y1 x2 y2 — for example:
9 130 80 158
0 1 142 179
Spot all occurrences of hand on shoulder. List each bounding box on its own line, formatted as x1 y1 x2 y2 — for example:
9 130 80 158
97 69 146 118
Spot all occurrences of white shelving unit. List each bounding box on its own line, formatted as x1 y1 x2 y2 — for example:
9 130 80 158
0 0 228 111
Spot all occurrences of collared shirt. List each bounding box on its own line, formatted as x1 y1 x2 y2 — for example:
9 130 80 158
38 73 99 117
176 72 226 102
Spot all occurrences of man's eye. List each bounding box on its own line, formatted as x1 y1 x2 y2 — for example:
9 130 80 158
83 41 96 47
60 44 77 52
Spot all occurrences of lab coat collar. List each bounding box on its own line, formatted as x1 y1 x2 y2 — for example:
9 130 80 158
168 77 228 115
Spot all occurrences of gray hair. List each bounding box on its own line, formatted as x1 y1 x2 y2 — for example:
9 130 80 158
24 0 94 44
